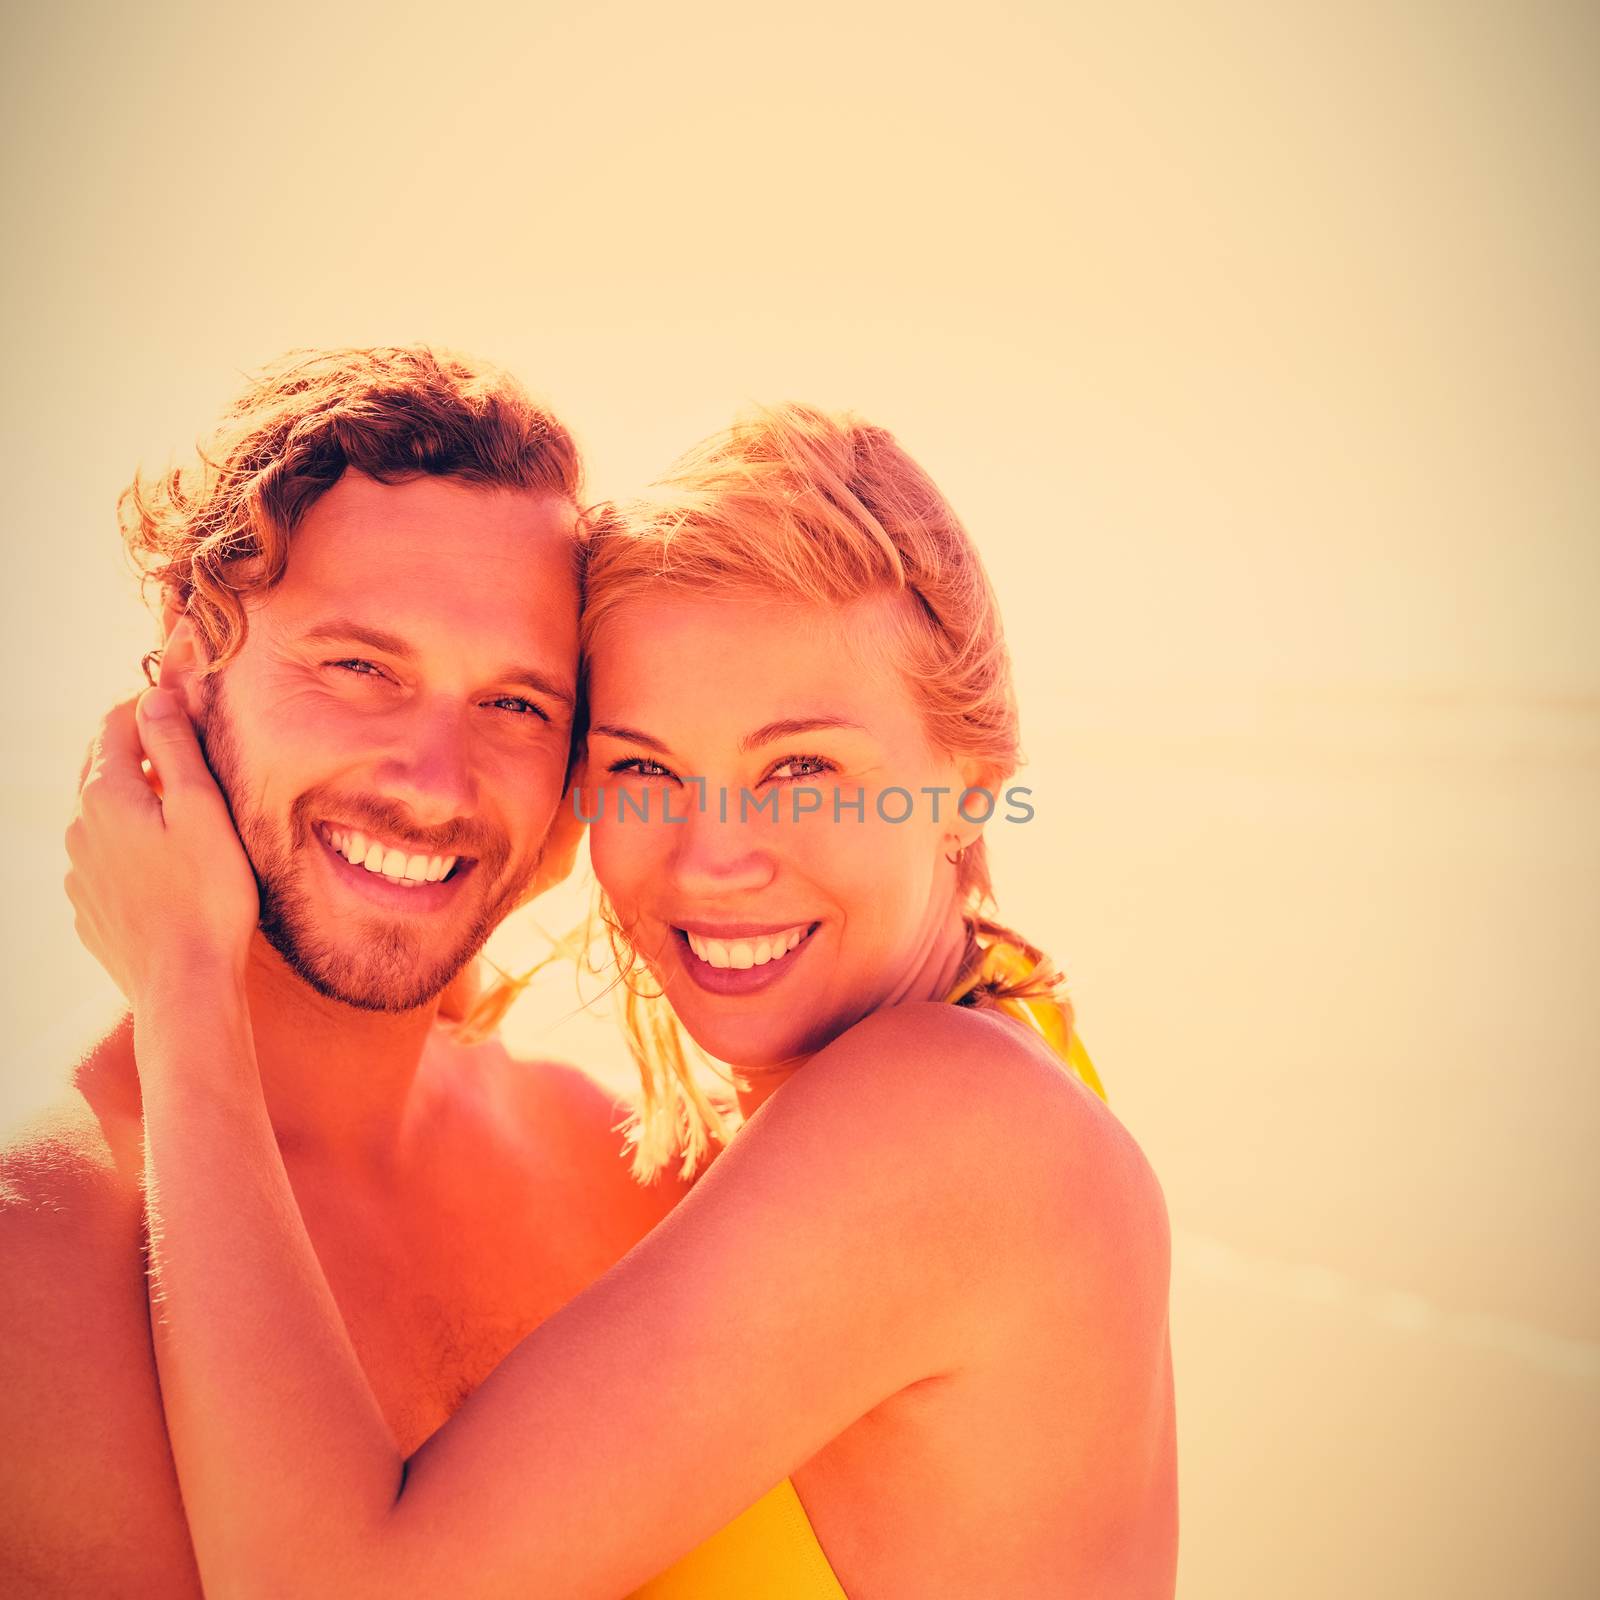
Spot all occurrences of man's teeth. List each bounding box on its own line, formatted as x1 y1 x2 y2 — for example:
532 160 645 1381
685 924 810 970
325 827 457 887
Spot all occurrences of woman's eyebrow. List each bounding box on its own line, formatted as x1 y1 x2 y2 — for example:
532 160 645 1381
589 717 865 756
737 717 865 752
588 723 671 754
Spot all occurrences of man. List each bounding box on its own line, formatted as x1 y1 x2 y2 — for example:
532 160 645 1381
0 348 686 1596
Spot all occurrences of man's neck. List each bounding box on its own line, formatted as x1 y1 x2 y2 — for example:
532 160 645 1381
242 936 442 1171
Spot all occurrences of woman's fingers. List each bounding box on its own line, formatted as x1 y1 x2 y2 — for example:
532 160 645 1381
77 694 145 794
131 688 258 920
64 689 259 1002
138 684 243 838
135 689 230 825
76 702 163 842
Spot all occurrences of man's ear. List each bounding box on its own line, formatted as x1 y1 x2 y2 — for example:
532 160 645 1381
156 614 207 721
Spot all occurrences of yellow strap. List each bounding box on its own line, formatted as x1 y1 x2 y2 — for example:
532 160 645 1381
944 939 1107 1104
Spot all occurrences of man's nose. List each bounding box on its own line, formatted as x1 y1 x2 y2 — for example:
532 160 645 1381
373 700 479 826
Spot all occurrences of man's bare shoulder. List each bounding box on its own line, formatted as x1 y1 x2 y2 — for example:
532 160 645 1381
1 1015 149 1390
0 1019 202 1597
2 1016 143 1245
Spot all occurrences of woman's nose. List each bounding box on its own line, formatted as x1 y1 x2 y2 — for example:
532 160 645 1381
667 793 779 897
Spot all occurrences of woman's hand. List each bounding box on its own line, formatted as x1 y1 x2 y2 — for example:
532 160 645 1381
66 688 260 1006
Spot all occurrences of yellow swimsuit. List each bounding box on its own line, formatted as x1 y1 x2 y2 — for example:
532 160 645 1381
627 940 1105 1599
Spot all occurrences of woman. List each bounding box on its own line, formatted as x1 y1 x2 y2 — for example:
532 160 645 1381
66 405 1176 1598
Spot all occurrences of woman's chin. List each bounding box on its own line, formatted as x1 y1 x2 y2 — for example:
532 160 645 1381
675 990 855 1074
649 924 839 1069
675 1008 814 1074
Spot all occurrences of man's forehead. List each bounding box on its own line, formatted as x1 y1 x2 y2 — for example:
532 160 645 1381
288 470 577 557
270 473 576 594
243 473 579 668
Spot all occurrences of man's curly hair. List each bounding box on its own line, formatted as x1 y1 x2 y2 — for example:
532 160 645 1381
121 346 582 678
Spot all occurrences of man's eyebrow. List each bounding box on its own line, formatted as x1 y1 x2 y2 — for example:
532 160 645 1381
498 669 576 709
302 620 415 657
300 620 575 707
588 717 865 755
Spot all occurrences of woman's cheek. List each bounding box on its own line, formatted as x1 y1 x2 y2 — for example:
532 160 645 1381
586 810 622 893
587 806 657 906
786 795 895 888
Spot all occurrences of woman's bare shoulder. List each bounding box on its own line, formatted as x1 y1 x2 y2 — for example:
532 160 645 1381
805 999 1149 1179
756 1000 1170 1312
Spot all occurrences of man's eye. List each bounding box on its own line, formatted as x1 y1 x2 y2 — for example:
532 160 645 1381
333 659 387 679
766 754 832 782
486 696 550 722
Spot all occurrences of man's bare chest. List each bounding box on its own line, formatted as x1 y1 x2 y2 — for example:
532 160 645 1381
298 1173 612 1455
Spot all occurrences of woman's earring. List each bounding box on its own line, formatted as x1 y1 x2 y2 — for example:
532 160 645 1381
945 838 967 866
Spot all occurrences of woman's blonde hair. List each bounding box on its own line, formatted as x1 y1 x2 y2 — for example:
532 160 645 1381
469 403 1069 1181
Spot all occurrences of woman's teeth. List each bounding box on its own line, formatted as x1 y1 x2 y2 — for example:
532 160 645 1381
685 924 810 970
324 826 456 888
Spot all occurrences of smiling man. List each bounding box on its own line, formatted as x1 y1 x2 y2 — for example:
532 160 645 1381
178 468 577 1015
0 348 685 1596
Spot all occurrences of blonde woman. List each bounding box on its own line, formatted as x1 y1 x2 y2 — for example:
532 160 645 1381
66 406 1177 1598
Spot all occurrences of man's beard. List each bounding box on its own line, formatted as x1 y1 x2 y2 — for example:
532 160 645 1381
194 677 541 1013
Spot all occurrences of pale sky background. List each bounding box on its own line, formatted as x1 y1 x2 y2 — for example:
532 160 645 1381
2 2 1597 1595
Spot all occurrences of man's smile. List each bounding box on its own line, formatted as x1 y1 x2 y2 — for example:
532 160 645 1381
313 821 478 909
318 821 465 885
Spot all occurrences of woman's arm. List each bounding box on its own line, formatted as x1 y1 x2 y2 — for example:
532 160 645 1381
68 693 1169 1600
68 695 408 1579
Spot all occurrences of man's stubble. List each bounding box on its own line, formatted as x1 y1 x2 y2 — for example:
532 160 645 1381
194 673 542 1013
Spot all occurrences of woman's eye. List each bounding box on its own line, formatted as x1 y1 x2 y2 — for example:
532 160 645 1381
766 754 832 782
608 756 675 781
332 659 387 680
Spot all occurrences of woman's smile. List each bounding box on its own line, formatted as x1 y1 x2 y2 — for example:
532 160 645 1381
669 919 823 996
586 590 976 1070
